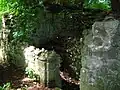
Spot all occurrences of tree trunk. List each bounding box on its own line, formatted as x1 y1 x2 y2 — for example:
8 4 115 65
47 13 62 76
0 15 10 65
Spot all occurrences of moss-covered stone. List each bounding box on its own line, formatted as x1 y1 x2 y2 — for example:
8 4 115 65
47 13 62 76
24 46 61 88
80 17 120 90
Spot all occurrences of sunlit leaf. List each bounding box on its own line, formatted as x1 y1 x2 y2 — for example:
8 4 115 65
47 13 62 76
84 0 111 10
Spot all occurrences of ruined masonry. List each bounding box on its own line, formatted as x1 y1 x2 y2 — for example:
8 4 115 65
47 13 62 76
24 46 61 88
80 17 120 90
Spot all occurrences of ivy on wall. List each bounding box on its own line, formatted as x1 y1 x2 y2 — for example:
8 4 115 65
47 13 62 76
0 0 45 43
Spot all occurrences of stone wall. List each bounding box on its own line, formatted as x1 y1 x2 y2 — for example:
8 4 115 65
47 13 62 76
80 17 120 90
24 46 61 88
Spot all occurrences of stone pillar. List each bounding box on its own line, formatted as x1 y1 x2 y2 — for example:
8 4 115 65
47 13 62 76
0 15 10 64
80 17 120 90
24 46 61 88
35 49 61 88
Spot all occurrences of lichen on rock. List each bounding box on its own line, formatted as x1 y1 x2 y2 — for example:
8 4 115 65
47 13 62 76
24 46 61 88
80 17 120 90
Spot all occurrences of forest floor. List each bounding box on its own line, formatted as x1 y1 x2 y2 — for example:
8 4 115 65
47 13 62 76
0 65 79 90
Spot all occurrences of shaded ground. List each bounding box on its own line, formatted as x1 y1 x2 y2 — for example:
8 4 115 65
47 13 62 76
0 64 79 90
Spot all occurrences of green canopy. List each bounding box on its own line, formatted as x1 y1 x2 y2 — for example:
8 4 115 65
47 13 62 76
84 0 111 10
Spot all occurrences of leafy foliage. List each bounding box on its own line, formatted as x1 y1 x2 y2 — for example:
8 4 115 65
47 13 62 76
25 68 36 79
0 82 11 90
84 0 111 10
0 0 44 43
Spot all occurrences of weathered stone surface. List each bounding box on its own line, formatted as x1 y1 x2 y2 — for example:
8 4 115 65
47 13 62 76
30 12 61 47
0 15 11 65
80 17 120 90
24 46 61 88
